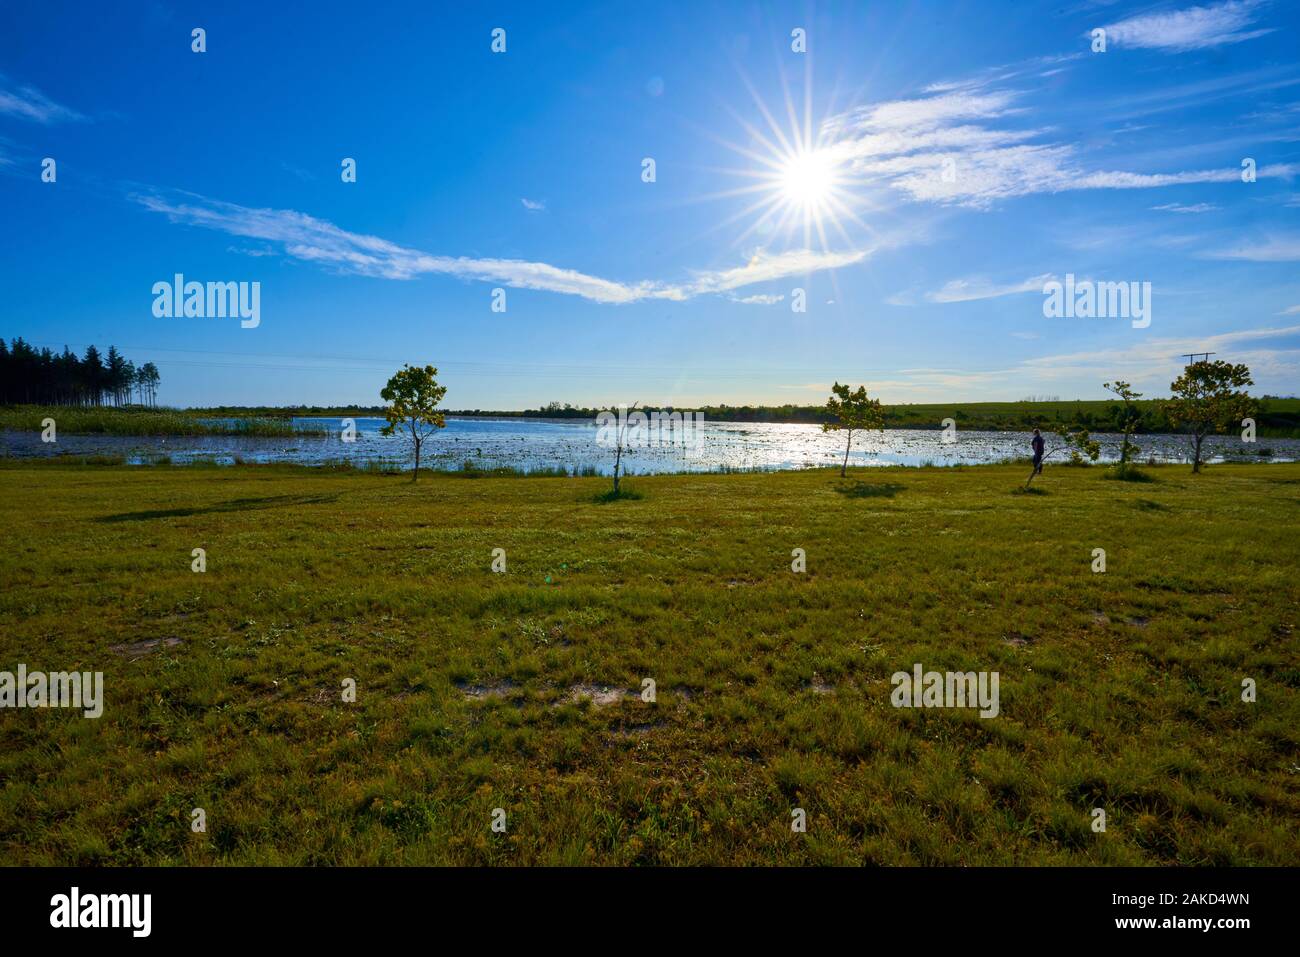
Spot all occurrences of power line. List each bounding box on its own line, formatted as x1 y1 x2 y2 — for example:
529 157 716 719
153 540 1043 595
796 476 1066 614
19 339 900 380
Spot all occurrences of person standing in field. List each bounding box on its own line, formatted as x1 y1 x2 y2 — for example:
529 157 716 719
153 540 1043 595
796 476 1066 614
1031 428 1045 475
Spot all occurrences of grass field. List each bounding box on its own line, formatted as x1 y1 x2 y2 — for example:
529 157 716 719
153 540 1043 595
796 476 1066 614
1 460 1297 865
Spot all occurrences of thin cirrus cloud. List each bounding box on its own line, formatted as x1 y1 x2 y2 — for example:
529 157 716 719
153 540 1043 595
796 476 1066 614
0 79 84 123
131 189 869 304
923 273 1055 304
1151 202 1219 213
1022 323 1300 380
1098 0 1273 53
1203 234 1300 262
822 83 1296 209
783 322 1300 397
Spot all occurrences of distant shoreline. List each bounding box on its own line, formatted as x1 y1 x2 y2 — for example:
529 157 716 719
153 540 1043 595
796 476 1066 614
183 397 1300 438
4 397 1299 438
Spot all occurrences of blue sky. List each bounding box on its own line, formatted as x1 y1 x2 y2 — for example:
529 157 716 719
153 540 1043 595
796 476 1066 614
2 0 1298 409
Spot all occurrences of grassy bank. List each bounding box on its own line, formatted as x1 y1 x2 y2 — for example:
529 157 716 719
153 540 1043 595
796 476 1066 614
0 405 325 437
0 460 1296 865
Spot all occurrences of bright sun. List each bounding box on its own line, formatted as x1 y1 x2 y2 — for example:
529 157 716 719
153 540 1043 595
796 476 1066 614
704 76 869 253
779 149 837 207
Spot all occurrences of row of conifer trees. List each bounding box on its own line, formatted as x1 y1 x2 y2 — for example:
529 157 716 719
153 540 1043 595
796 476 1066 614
0 338 160 406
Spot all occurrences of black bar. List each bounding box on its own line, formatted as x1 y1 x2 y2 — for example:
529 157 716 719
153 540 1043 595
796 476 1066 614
0 867 1284 941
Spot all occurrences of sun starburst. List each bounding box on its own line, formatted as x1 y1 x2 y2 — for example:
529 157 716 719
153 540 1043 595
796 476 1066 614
687 59 881 266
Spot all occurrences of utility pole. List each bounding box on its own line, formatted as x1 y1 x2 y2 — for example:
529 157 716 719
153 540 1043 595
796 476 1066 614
1181 352 1216 365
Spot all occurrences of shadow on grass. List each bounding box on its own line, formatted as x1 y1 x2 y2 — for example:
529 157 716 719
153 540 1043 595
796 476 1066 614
1103 465 1156 483
1133 498 1167 511
590 487 644 504
98 493 342 522
834 480 905 499
1013 486 1048 496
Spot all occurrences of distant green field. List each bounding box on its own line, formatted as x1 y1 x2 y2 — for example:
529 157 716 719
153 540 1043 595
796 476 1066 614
884 397 1300 437
1 459 1296 865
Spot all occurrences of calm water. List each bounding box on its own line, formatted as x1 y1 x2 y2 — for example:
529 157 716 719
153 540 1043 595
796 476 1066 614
3 416 1295 473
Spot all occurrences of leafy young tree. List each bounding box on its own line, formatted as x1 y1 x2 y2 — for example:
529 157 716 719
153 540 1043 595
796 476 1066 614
1164 361 1256 473
822 382 884 477
380 364 447 481
1024 425 1101 489
611 402 639 495
1103 380 1143 475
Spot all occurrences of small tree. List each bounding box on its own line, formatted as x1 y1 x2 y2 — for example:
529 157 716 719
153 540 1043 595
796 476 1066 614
822 382 884 477
1024 425 1100 489
380 364 447 481
612 402 639 495
1164 361 1255 473
1103 380 1142 476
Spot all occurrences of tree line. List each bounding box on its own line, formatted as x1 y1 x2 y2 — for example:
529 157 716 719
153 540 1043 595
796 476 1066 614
0 338 161 407
442 397 1297 437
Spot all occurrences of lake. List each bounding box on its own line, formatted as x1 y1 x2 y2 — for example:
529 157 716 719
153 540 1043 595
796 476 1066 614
3 416 1295 473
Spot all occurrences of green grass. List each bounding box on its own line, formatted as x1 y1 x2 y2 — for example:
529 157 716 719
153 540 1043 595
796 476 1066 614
0 460 1296 865
0 405 324 437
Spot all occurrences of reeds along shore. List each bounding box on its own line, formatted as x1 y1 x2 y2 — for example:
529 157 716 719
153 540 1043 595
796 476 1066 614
0 406 323 437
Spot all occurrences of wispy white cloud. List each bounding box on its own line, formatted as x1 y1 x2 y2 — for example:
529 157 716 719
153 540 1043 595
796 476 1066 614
876 323 1300 400
730 293 785 305
1099 0 1273 53
521 197 545 211
1021 324 1300 387
0 79 84 124
775 382 833 392
857 323 1300 401
1276 305 1300 315
132 189 869 304
1204 234 1300 261
280 162 317 183
1151 202 1219 213
686 247 869 296
922 54 1082 95
924 273 1055 303
1027 323 1300 364
824 82 1297 208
